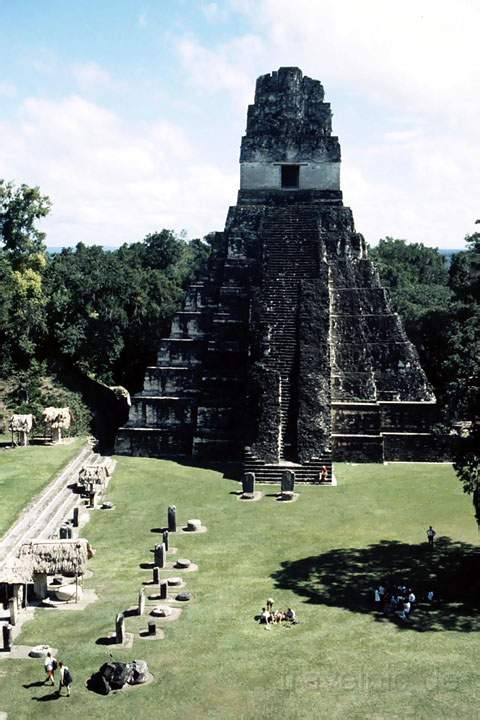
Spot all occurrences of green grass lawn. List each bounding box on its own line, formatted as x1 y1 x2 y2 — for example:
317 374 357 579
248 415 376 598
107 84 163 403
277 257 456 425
1 460 479 720
0 437 86 537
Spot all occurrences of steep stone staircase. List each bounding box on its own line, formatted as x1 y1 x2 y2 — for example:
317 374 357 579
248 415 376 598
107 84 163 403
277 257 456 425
244 205 334 482
243 447 333 483
260 205 320 458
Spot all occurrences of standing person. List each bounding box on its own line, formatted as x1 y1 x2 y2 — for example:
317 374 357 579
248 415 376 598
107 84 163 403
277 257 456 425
266 598 274 614
320 466 328 483
44 651 57 686
58 661 72 697
427 526 436 546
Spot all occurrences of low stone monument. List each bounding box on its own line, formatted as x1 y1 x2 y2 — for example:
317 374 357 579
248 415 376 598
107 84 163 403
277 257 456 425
115 612 125 644
138 588 145 616
154 543 166 569
162 529 169 551
280 470 295 500
242 472 255 497
175 592 191 602
175 558 191 569
168 505 177 533
167 577 182 587
151 605 172 618
148 621 157 636
186 519 202 532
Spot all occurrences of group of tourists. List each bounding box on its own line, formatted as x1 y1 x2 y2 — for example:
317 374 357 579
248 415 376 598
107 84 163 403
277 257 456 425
373 583 436 621
259 598 297 627
44 652 73 696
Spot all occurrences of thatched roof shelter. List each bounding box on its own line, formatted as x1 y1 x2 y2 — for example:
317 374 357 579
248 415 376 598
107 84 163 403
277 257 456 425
78 465 107 484
8 414 34 433
42 407 72 429
0 539 93 584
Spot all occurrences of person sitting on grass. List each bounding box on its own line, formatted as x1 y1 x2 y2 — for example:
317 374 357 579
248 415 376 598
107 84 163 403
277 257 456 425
273 610 285 624
285 608 297 624
260 607 272 624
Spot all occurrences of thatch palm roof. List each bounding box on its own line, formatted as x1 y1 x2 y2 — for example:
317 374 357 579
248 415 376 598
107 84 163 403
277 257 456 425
8 414 34 433
78 465 107 484
0 539 93 584
42 407 72 429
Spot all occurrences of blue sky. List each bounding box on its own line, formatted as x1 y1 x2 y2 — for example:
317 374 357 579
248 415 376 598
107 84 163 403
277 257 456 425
1 0 479 248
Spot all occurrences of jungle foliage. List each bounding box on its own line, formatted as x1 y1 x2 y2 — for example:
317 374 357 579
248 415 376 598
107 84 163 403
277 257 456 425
0 180 210 432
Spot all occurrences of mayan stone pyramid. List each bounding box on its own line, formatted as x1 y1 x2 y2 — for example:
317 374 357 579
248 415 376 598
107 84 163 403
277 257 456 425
115 67 438 480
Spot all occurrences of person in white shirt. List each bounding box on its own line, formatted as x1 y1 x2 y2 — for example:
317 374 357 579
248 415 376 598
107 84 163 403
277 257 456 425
260 608 272 624
44 652 57 686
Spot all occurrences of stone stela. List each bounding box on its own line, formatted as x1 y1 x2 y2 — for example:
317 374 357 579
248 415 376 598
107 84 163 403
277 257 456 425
281 470 295 494
159 580 168 600
168 506 177 533
162 529 169 551
242 472 255 495
138 588 145 616
115 612 125 644
115 67 441 476
154 543 166 569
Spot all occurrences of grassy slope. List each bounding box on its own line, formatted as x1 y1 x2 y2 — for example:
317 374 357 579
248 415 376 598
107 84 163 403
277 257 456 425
0 460 479 720
0 437 86 538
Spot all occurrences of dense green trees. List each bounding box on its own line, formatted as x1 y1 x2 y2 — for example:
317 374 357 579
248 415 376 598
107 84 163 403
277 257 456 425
44 234 209 388
371 235 480 522
0 180 209 432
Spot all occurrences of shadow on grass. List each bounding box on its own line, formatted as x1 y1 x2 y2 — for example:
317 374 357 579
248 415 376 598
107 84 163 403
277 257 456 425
96 636 118 646
31 690 60 702
272 537 480 632
165 457 242 481
139 562 154 570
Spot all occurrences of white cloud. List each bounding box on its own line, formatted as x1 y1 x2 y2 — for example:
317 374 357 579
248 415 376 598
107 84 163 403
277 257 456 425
71 62 114 91
0 95 237 246
175 0 480 246
177 34 263 109
3 1 478 249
